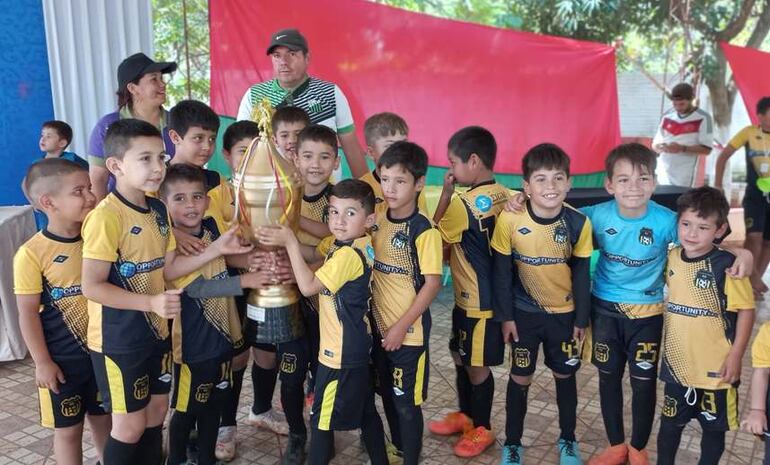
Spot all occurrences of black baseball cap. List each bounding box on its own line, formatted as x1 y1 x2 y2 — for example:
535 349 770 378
266 29 308 55
670 83 694 100
117 53 177 90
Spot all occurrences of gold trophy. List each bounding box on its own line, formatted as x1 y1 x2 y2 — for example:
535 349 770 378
233 99 305 344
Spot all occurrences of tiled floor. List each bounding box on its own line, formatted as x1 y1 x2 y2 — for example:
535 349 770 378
2 285 770 464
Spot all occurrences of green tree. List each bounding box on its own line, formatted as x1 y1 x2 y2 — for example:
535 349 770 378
152 0 209 106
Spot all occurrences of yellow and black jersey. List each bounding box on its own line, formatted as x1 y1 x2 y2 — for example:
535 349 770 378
360 170 429 219
82 191 176 353
437 180 510 316
13 231 89 361
168 216 243 364
298 183 332 247
371 209 443 346
661 246 754 390
490 201 593 325
206 181 235 226
315 235 374 369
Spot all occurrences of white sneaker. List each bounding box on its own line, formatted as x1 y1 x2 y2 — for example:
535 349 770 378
247 409 290 435
215 425 237 462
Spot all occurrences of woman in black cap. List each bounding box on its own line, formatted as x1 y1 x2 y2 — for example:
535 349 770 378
87 53 177 200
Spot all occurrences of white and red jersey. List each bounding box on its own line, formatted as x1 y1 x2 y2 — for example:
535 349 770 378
653 107 714 187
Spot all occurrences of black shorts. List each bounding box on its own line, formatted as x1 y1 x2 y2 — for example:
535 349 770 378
310 364 374 431
38 358 107 428
743 189 770 239
372 343 429 406
591 308 663 378
661 382 739 432
509 311 581 376
171 358 232 413
276 337 310 386
448 306 504 367
90 340 173 414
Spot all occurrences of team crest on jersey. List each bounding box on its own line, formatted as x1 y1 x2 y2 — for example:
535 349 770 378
133 375 150 400
694 270 713 289
662 395 677 417
391 231 408 249
553 226 568 243
60 395 82 417
306 99 323 114
638 227 653 246
746 217 754 229
475 195 492 213
53 254 68 263
280 353 298 374
514 348 530 368
594 343 610 363
194 383 213 403
605 228 617 236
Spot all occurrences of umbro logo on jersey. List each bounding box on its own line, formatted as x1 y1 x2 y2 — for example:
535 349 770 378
518 227 531 235
605 228 617 235
130 226 142 235
668 269 674 277
53 255 68 263
636 361 654 370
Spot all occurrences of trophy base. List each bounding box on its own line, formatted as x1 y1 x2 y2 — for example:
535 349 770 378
245 301 306 345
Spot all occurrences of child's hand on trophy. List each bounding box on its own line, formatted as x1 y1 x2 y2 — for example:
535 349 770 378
239 270 277 289
256 225 297 247
212 226 255 256
246 250 269 272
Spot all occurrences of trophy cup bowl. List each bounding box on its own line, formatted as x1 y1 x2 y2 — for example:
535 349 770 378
233 100 305 344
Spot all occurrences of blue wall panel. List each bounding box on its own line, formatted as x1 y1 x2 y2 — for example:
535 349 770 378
0 0 53 206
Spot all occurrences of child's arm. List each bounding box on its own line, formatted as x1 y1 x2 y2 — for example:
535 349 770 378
16 294 65 394
432 171 455 223
164 226 253 281
721 244 753 278
382 274 441 351
742 367 770 434
490 213 518 342
183 271 275 298
256 225 324 296
721 308 755 383
82 258 183 317
299 216 330 240
570 256 591 340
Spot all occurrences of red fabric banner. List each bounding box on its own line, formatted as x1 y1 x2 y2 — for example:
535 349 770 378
721 42 770 125
209 0 621 174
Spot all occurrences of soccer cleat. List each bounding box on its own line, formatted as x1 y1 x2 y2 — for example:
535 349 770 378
215 425 237 462
587 444 627 465
282 433 307 465
247 408 290 435
500 444 524 465
453 426 495 457
627 445 650 465
558 439 583 465
427 411 473 436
